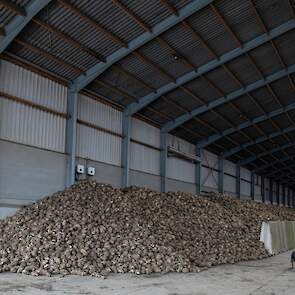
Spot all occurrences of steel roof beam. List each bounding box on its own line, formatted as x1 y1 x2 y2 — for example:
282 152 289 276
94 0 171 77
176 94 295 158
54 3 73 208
0 0 52 53
162 61 295 133
264 164 295 180
254 155 295 173
198 102 295 151
70 0 214 92
125 19 295 117
264 162 295 178
223 125 295 159
238 142 295 166
272 173 295 184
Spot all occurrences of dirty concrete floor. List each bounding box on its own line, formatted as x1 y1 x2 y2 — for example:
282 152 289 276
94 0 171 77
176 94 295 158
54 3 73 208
0 251 294 295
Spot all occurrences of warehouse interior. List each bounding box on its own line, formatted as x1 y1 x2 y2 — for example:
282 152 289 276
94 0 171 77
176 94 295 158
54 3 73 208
1 0 295 294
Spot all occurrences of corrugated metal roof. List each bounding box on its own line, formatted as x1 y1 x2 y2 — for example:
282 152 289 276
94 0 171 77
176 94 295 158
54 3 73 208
138 38 191 79
1 0 295 178
117 54 171 89
0 7 15 28
121 0 172 27
0 0 31 28
254 0 292 30
188 6 237 56
161 23 212 68
71 0 145 43
7 42 79 80
215 0 264 42
22 23 98 71
38 1 121 58
205 66 240 94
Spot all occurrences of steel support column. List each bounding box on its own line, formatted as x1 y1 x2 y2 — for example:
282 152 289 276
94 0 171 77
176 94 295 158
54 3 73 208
293 190 295 208
287 187 291 207
269 178 273 204
160 131 168 193
236 164 241 199
276 182 280 205
282 184 286 206
65 89 78 187
218 156 224 193
251 172 255 201
196 148 202 195
121 112 131 188
261 176 265 203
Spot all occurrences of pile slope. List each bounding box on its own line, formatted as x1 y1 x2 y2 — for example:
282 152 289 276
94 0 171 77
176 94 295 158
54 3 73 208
0 181 294 276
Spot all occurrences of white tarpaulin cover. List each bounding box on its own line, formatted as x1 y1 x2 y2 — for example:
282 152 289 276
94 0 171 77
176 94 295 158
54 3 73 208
260 221 295 255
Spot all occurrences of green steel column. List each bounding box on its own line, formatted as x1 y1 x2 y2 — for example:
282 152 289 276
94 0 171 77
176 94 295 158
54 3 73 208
269 178 273 204
196 148 202 195
65 89 78 187
261 176 265 203
236 164 241 199
218 156 224 194
160 131 167 193
276 182 280 205
251 171 255 201
121 112 131 188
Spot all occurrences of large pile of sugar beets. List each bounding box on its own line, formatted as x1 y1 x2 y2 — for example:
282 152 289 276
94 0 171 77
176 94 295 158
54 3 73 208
0 181 295 276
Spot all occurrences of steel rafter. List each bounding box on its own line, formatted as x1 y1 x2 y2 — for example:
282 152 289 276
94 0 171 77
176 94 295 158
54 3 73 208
69 0 214 92
179 6 278 162
238 142 295 166
0 0 52 53
163 62 295 133
264 162 295 178
223 125 295 158
272 174 295 185
270 169 295 180
254 155 295 173
264 170 295 183
124 19 295 117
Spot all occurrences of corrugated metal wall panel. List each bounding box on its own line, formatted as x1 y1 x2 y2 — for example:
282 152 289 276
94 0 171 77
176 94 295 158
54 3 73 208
255 184 262 199
224 159 236 176
265 178 270 190
202 150 218 168
167 157 195 183
272 184 277 202
224 174 236 194
130 142 160 175
0 60 67 112
168 134 195 155
76 124 121 166
132 118 160 148
257 175 261 186
241 167 251 181
264 178 270 201
241 180 251 197
202 167 218 190
0 97 65 153
280 184 284 203
201 150 218 191
78 94 122 134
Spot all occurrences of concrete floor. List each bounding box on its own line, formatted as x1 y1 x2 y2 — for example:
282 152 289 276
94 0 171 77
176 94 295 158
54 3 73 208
0 251 294 295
